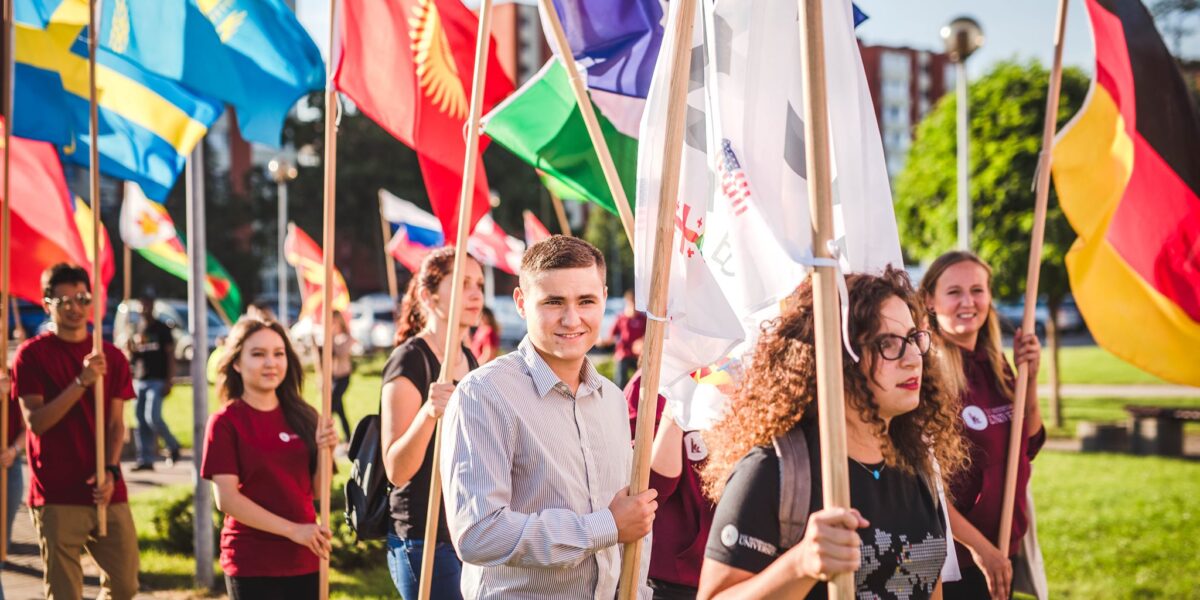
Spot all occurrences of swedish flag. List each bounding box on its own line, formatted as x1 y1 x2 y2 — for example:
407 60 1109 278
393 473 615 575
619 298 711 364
14 18 222 201
97 0 324 147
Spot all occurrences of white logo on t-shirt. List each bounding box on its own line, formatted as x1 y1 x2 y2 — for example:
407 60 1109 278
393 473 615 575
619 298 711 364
279 432 295 442
962 405 988 431
721 524 739 548
684 431 708 462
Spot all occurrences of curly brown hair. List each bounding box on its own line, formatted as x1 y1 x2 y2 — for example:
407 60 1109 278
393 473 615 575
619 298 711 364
701 266 966 500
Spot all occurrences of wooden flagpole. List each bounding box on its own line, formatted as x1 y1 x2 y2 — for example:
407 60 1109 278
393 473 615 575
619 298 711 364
617 0 697 597
0 0 13 563
87 0 108 537
377 192 399 302
797 1 853 597
547 188 572 237
317 1 339 597
537 0 635 247
417 0 495 597
122 246 131 301
998 0 1068 557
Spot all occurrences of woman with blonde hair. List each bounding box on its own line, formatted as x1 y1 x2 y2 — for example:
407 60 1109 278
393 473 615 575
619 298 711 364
201 318 338 599
698 267 964 600
380 248 485 598
920 252 1045 600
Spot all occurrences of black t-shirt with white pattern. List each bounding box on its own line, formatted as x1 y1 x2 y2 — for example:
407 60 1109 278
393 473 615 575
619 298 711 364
705 422 946 599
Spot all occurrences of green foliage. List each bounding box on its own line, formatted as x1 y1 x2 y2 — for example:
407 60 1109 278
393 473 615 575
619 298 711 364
894 60 1090 301
582 205 635 293
149 488 221 555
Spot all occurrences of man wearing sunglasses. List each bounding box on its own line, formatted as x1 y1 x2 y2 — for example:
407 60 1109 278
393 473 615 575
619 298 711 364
10 263 139 599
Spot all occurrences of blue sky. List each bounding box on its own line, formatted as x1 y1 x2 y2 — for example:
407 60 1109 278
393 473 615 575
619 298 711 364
855 0 1200 77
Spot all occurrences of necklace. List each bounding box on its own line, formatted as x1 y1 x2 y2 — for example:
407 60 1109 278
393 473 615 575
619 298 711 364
850 457 885 480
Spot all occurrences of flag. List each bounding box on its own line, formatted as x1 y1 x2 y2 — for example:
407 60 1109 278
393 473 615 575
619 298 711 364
15 0 63 28
543 0 664 98
483 58 638 217
634 0 899 428
379 189 446 248
118 182 242 319
468 214 524 275
14 19 223 200
1051 0 1200 386
284 223 350 323
334 0 514 243
523 210 551 245
96 0 324 146
71 196 116 315
0 120 106 308
387 229 436 273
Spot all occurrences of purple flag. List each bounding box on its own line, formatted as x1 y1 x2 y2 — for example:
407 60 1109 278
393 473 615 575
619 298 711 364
549 0 664 98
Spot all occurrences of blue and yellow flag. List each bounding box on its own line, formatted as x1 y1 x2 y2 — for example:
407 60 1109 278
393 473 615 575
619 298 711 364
14 18 222 201
15 0 63 28
97 0 324 147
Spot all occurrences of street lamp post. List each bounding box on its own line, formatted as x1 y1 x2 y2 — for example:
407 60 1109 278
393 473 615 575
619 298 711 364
268 158 298 326
941 17 984 252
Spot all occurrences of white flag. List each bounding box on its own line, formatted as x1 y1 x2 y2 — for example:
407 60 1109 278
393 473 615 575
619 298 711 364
119 182 178 250
634 0 901 430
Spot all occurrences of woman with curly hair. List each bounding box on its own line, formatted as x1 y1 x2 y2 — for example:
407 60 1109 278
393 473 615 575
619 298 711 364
920 252 1045 600
697 267 965 600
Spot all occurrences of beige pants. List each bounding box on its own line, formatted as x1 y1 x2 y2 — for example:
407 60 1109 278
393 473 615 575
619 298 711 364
30 503 140 600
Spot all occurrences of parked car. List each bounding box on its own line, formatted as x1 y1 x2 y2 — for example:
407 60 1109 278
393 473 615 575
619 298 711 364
995 295 1084 335
114 299 230 362
350 293 398 354
251 293 303 326
489 296 526 349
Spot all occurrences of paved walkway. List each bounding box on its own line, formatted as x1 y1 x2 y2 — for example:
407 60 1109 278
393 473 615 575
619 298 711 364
1 455 196 600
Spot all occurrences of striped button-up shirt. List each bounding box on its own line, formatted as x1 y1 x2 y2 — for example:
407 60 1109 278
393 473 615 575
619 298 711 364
441 337 651 599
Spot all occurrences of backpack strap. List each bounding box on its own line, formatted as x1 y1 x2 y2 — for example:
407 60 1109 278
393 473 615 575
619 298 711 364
773 425 812 550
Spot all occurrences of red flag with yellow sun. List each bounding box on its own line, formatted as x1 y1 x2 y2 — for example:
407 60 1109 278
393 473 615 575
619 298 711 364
334 0 514 244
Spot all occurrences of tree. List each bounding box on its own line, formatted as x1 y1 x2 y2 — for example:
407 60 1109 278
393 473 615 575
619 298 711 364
1152 0 1200 58
894 60 1090 428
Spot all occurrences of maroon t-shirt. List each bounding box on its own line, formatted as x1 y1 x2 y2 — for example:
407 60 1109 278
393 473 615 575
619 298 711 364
949 344 1046 563
11 333 132 507
201 400 318 577
625 375 715 589
609 313 647 361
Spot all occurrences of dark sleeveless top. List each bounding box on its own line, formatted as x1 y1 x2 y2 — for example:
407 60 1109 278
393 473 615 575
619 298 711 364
381 337 479 542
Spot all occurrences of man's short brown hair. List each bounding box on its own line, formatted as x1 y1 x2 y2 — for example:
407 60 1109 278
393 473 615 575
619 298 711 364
519 235 606 285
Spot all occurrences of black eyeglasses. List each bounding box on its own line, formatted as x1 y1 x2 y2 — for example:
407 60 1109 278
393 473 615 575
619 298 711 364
875 330 932 361
44 292 93 309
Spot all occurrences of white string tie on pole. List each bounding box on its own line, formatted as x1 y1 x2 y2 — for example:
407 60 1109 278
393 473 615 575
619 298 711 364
798 240 860 364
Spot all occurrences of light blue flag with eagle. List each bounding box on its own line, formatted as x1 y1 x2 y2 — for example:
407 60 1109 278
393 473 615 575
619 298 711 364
14 0 63 27
15 18 223 201
97 0 324 147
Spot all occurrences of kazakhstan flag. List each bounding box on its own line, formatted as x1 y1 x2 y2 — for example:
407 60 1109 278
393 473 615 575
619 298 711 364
98 0 324 147
15 19 222 201
15 0 64 28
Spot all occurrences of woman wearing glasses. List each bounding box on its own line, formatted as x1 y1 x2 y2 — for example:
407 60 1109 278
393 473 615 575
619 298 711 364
919 253 1045 600
697 267 964 600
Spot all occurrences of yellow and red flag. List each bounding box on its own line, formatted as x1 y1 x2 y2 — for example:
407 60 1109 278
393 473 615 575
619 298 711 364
1052 0 1200 385
283 223 350 324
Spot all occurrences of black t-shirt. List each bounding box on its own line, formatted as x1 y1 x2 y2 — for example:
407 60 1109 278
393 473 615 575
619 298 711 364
705 421 946 599
382 337 478 542
130 318 173 381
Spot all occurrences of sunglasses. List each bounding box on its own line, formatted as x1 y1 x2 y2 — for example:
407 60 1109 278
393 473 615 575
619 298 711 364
875 330 932 361
44 292 93 309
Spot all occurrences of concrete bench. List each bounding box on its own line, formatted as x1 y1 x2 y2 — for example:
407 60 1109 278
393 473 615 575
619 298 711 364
1125 406 1200 457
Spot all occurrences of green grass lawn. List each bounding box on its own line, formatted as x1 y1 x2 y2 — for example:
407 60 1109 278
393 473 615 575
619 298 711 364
1008 345 1168 385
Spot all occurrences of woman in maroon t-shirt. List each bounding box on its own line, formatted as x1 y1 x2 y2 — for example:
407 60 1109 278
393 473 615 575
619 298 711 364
920 252 1046 600
201 318 338 600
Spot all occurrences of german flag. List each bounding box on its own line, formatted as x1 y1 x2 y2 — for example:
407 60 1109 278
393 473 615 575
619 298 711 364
1052 0 1200 386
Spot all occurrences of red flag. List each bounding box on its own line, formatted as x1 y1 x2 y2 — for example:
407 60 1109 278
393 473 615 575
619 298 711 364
522 210 552 246
386 229 436 273
283 223 350 324
468 213 524 275
1 122 111 312
335 0 514 244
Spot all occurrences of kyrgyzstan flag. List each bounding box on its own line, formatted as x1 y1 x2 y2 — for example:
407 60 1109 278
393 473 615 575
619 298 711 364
1051 0 1200 385
334 0 514 243
1 119 112 312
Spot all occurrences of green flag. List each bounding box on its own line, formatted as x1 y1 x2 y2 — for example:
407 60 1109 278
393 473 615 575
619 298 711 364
483 58 638 216
136 232 243 323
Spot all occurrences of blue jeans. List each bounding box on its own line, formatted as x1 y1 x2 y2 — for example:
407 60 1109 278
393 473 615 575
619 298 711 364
134 379 180 465
0 457 25 600
385 534 463 600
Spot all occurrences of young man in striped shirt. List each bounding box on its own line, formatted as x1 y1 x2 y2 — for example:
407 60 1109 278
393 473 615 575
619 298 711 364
441 236 656 599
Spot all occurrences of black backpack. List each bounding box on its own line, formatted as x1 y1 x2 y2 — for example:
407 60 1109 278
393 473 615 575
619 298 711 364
344 346 432 541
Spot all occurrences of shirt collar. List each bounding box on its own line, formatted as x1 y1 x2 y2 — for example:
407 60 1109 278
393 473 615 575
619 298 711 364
517 336 604 399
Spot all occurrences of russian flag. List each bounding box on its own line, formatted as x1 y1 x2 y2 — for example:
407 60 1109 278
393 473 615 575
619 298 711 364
379 189 445 248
